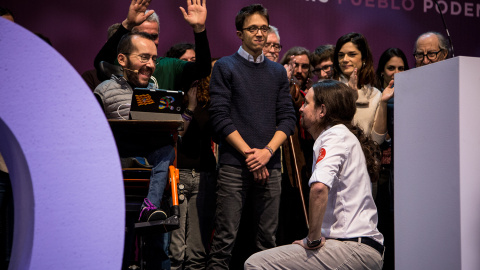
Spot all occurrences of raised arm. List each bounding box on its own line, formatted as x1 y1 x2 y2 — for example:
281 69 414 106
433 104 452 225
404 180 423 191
93 26 128 79
180 0 207 33
371 80 393 144
179 0 211 88
122 0 154 30
93 0 153 75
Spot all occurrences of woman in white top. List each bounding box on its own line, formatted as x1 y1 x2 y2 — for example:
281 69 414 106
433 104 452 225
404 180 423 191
333 33 393 146
245 80 384 270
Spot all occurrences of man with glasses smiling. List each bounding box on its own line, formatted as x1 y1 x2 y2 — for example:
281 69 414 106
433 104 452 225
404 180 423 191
95 32 159 119
93 1 211 268
207 4 296 269
94 30 178 269
94 30 172 212
94 0 211 91
414 31 449 67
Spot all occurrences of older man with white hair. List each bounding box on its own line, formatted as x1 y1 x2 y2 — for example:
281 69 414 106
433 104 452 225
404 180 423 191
263 25 282 62
414 31 449 67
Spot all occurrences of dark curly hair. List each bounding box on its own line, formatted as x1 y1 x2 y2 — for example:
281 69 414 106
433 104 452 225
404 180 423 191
312 80 381 182
186 58 219 105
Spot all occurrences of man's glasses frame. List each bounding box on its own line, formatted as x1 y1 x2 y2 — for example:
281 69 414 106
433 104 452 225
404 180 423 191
242 25 270 34
312 65 333 75
413 50 444 61
264 43 282 52
123 53 157 63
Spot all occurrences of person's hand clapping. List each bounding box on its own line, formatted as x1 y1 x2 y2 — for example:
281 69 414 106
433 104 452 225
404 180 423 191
381 79 394 103
348 68 358 91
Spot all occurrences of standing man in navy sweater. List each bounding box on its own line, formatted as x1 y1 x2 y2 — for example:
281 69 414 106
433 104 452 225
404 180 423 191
207 4 296 269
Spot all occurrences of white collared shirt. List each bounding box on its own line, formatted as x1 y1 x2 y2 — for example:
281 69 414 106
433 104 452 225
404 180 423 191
309 124 384 244
237 46 265 63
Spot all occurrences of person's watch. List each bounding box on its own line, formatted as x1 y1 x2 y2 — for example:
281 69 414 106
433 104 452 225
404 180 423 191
306 236 322 248
184 108 194 116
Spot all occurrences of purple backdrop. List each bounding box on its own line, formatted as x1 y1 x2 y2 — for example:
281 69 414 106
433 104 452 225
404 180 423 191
3 0 479 74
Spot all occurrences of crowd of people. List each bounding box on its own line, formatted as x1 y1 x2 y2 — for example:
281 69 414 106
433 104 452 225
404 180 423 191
1 1 451 269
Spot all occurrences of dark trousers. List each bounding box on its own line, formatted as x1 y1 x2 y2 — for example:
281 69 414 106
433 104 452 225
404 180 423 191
207 165 281 269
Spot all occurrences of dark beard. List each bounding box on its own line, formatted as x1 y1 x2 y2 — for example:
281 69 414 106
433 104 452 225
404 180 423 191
124 60 150 88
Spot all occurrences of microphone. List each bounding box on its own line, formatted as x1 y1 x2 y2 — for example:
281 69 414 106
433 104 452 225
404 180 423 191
123 67 138 73
433 0 455 57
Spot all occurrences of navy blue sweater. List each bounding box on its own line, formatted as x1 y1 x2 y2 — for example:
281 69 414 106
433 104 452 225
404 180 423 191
209 53 296 169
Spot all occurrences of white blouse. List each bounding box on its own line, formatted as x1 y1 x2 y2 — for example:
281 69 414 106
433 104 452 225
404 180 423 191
339 75 386 145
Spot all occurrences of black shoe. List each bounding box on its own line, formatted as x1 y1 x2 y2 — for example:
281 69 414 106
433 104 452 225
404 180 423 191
138 198 167 222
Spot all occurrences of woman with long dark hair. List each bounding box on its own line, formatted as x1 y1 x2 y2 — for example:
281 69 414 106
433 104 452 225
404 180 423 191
245 80 383 269
333 33 392 146
374 48 409 270
375 48 409 90
373 47 409 146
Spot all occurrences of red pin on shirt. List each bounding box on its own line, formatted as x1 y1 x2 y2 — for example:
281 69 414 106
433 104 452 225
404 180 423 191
316 148 326 164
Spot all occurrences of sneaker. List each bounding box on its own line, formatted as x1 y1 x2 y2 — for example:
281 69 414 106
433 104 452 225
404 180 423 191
138 198 167 222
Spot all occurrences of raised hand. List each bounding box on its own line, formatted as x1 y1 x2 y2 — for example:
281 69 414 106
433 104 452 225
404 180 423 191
348 68 358 91
180 0 207 33
381 79 394 102
123 0 154 30
284 55 296 80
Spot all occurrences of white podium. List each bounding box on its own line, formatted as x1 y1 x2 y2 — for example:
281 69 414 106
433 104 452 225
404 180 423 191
395 56 480 270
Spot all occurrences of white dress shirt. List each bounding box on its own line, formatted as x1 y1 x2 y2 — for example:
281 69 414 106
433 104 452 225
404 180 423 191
309 124 384 244
237 46 265 63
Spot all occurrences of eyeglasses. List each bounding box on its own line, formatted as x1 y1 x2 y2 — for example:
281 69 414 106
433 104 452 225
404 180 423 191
312 65 333 75
123 53 157 63
413 50 443 61
243 25 270 34
264 43 282 52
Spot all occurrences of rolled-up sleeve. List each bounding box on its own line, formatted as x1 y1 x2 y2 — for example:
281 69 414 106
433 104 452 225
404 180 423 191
309 132 347 188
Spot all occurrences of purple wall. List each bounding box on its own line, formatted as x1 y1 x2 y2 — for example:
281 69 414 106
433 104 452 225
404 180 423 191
3 0 480 74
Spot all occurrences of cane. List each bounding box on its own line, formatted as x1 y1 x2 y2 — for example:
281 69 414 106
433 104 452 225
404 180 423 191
288 136 309 229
